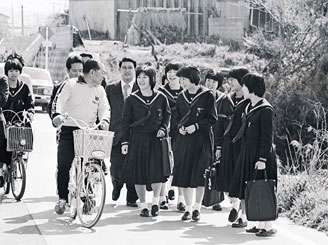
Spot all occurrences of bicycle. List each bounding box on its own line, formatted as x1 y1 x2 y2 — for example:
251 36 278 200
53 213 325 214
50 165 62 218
60 115 114 228
2 110 33 201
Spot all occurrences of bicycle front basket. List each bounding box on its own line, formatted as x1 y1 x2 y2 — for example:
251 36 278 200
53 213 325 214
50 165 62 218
6 126 33 152
73 129 115 159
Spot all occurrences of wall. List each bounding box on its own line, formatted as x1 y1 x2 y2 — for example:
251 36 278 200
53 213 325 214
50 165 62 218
69 0 115 39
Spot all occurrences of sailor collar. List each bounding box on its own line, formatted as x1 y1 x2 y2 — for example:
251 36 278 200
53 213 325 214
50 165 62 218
9 80 24 98
216 91 225 103
131 90 163 106
244 98 273 115
226 93 248 108
182 86 210 105
160 84 182 100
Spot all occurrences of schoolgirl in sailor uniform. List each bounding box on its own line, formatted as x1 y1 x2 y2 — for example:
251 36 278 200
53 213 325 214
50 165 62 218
229 73 277 237
214 67 250 223
158 62 186 211
171 66 217 221
204 69 225 211
121 66 171 217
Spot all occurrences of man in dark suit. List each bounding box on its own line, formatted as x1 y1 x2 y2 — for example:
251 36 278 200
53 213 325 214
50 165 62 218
105 57 138 207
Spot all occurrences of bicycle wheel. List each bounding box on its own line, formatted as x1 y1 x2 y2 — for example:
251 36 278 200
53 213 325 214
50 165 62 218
11 158 26 201
68 159 78 219
3 168 10 195
77 162 106 228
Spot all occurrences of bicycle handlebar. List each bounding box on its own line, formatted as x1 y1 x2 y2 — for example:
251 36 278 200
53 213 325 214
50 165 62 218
58 113 105 130
2 110 32 126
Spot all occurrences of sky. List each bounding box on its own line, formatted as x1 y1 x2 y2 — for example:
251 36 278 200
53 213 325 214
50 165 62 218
0 0 69 31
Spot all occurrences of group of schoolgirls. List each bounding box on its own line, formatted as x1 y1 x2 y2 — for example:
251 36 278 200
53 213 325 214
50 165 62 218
121 62 277 237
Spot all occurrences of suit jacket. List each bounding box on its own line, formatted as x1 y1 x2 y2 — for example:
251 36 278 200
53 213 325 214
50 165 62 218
105 80 137 146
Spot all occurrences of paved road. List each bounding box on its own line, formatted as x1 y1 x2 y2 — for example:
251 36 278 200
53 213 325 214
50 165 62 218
1 112 328 245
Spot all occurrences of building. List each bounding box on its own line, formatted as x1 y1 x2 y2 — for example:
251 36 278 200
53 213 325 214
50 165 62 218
0 13 10 38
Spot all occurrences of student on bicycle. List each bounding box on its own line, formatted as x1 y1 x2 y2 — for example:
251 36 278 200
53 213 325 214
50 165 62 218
0 74 9 187
52 59 110 215
0 55 34 187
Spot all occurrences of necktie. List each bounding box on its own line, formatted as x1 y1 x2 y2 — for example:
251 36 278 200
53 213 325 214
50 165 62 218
123 84 130 100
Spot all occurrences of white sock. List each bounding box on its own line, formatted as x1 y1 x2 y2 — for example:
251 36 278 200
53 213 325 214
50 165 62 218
152 197 159 206
159 196 166 203
264 221 273 230
186 205 192 213
178 195 185 203
258 221 265 229
139 202 148 209
194 202 201 212
241 214 247 222
231 198 240 210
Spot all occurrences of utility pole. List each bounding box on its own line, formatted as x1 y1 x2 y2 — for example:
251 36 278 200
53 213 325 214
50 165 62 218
21 4 24 36
11 0 14 36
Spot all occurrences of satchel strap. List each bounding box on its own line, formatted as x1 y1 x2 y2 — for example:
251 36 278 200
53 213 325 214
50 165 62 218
253 169 268 181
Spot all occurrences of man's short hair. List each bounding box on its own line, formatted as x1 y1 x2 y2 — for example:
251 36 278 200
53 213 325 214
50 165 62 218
66 55 83 70
119 57 137 68
83 59 101 74
80 53 93 59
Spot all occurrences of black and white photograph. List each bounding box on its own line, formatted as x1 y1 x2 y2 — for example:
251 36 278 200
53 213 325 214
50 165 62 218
0 0 328 244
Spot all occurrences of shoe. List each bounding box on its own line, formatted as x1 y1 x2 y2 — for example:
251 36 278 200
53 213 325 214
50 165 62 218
246 226 260 233
140 208 149 217
177 202 186 212
168 190 175 200
231 218 247 228
228 208 238 222
212 203 222 211
181 211 191 221
55 199 67 215
151 205 159 216
192 210 200 221
126 201 138 207
159 201 169 210
0 176 4 188
112 187 121 201
82 199 96 215
255 229 277 237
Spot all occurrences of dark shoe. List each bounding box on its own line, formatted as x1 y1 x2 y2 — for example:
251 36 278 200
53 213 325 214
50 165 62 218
159 201 169 210
140 208 149 217
228 208 238 222
151 205 159 216
231 218 247 228
177 202 186 212
212 203 222 211
246 226 260 233
168 189 175 200
126 201 138 207
192 210 200 221
112 187 121 201
256 229 277 237
181 211 191 221
0 176 4 188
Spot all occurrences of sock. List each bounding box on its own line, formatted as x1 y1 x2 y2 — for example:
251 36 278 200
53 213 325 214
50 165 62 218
186 205 192 213
194 202 201 212
231 198 240 211
152 197 159 206
139 202 148 209
159 196 166 203
178 195 185 204
264 221 273 230
241 214 247 222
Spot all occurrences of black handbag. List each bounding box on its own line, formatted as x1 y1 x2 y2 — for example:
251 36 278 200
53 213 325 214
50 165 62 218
160 137 173 177
202 160 224 207
245 169 278 221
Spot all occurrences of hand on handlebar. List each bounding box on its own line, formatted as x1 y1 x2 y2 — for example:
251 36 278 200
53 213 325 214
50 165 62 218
53 115 66 127
98 120 109 130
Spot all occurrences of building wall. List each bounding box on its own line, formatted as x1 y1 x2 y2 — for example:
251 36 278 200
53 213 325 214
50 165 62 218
0 14 9 37
69 0 115 39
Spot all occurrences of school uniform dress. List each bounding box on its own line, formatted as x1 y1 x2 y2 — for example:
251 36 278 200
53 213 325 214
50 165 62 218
171 86 217 188
158 83 183 144
229 99 278 200
215 93 250 192
0 79 34 164
121 90 171 185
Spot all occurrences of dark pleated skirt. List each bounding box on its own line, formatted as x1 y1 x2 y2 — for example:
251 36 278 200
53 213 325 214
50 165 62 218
0 119 11 164
229 139 278 200
122 132 167 185
215 137 241 192
171 131 213 188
